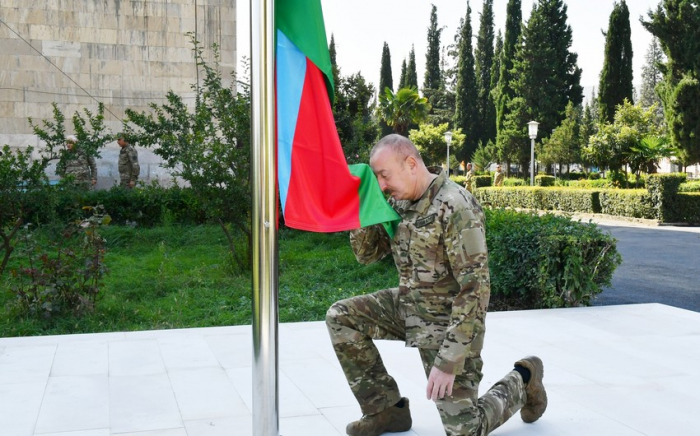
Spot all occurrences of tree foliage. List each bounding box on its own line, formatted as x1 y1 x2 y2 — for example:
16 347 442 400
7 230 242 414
585 100 664 174
379 41 393 95
639 37 665 126
29 103 108 177
0 146 53 277
495 0 522 140
642 0 700 164
423 5 443 93
538 102 582 169
598 0 634 124
408 123 465 169
405 46 419 90
124 39 252 269
502 0 583 169
475 0 496 149
453 3 478 162
378 87 430 136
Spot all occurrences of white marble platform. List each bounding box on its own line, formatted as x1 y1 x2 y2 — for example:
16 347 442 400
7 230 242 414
1 303 698 436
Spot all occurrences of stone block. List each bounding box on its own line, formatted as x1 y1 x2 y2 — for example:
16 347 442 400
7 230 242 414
78 27 100 43
145 16 166 32
0 87 23 102
0 54 21 68
0 102 15 117
29 24 53 40
147 31 166 47
54 56 81 74
42 40 81 58
98 29 118 45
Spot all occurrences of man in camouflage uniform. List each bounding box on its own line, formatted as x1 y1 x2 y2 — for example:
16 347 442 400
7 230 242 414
61 135 97 189
493 165 504 187
117 133 140 188
464 163 475 193
326 134 547 436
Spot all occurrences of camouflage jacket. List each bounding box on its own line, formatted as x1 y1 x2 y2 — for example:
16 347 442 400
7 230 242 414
118 144 140 182
62 149 97 183
494 170 504 187
464 169 475 192
350 169 490 376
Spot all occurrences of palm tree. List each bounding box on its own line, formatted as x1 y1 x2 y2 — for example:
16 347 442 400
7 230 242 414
627 135 674 186
378 87 430 136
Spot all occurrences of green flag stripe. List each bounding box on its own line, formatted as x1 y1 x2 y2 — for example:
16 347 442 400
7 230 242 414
349 164 401 238
276 0 334 100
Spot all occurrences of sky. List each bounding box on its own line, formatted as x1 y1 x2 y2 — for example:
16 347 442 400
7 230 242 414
237 0 662 99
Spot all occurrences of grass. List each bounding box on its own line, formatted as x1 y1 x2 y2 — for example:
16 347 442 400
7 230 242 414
0 224 397 337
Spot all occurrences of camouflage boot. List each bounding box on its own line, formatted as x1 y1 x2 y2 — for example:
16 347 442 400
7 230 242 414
515 356 547 423
346 397 412 436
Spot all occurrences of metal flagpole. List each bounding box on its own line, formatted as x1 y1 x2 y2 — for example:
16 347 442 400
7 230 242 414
250 0 279 435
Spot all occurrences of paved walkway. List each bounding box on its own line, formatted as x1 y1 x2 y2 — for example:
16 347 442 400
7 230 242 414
1 303 698 436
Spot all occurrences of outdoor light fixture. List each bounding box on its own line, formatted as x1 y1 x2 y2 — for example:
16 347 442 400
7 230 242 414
444 131 453 175
527 121 539 186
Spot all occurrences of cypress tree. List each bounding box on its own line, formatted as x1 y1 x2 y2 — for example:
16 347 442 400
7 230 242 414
495 0 522 141
490 30 503 100
639 37 665 125
398 58 408 89
328 34 341 94
453 2 479 161
475 0 496 147
598 0 633 124
504 0 583 170
642 0 700 164
406 46 418 90
379 42 393 95
423 5 443 92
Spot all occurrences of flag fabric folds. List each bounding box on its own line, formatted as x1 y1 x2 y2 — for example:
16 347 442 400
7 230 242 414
275 0 400 236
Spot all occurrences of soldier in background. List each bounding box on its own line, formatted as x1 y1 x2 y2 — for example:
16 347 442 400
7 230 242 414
60 135 97 189
464 162 475 192
494 164 505 187
326 134 546 436
117 133 140 188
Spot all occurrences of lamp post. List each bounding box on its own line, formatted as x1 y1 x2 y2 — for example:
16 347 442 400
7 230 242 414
444 131 453 175
527 121 539 186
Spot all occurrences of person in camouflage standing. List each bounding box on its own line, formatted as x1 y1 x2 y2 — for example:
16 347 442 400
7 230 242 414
326 134 547 436
60 135 97 189
117 133 140 188
493 164 505 187
464 162 475 192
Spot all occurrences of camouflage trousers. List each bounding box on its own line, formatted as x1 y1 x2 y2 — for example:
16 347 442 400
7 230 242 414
120 177 134 188
326 287 526 436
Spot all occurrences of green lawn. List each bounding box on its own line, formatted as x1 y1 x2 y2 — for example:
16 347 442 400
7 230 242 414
0 225 397 337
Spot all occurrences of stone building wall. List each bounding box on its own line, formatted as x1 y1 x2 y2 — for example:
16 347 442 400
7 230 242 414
0 0 237 187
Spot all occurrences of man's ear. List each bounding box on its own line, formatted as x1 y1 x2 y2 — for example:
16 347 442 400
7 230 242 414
406 155 418 172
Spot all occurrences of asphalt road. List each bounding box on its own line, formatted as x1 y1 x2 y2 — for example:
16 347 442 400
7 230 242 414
592 224 700 312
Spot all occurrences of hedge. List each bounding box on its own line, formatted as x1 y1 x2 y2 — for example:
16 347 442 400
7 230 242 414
22 185 208 227
598 189 655 219
476 187 600 213
486 209 621 308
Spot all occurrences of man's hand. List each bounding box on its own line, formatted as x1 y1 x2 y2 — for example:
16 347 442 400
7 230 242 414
426 366 456 401
129 180 135 188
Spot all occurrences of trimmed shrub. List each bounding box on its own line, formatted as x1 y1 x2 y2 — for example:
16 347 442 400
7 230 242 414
503 177 526 187
486 209 621 309
535 175 555 186
675 193 700 224
450 175 466 186
474 175 492 188
679 181 700 193
476 187 600 213
599 189 655 219
646 173 687 221
568 179 614 189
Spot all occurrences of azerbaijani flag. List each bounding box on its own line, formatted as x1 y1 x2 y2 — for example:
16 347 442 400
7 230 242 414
276 0 400 236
